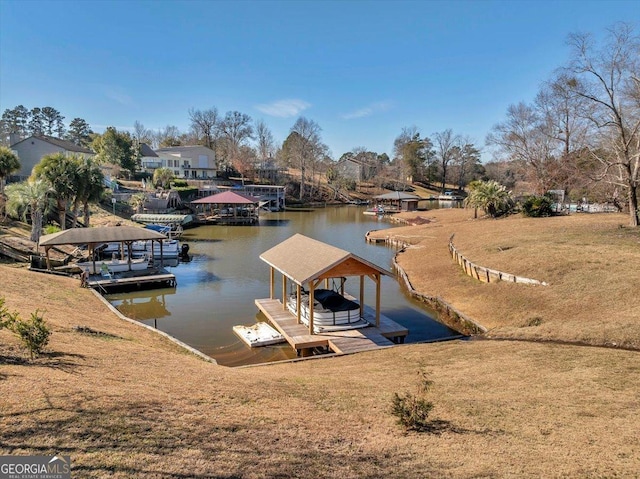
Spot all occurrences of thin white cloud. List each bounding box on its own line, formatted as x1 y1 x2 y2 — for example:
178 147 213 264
103 86 133 106
341 101 392 120
255 99 311 118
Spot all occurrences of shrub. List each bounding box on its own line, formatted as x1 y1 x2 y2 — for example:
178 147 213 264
133 172 152 181
172 186 199 202
4 307 51 359
43 224 61 235
391 369 434 431
521 195 554 217
0 296 11 329
171 179 189 188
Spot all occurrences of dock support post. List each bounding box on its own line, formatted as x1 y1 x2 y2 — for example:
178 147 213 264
270 267 275 299
359 276 365 320
281 274 286 310
375 273 381 327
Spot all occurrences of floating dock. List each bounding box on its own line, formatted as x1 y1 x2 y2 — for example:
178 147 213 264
255 297 408 356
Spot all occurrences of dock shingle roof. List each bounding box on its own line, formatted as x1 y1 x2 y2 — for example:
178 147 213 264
259 233 390 285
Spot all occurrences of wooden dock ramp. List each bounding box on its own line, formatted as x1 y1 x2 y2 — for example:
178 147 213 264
255 298 406 356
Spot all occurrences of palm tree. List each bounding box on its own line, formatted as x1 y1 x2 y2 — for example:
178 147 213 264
129 192 147 214
32 153 79 230
0 146 21 218
465 180 482 219
5 180 55 243
464 180 514 218
72 158 105 227
153 167 174 189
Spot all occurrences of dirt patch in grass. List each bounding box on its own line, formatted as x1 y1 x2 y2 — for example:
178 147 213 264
1 209 640 477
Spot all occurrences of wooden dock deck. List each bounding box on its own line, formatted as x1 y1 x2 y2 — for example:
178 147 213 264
255 298 408 356
87 268 176 293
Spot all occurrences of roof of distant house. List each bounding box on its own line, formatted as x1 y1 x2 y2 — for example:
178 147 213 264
139 143 158 157
156 145 215 154
11 135 94 154
374 191 421 200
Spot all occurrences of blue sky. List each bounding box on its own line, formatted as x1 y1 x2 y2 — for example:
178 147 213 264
0 0 637 160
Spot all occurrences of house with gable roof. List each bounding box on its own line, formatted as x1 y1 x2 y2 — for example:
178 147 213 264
139 143 162 174
9 135 95 180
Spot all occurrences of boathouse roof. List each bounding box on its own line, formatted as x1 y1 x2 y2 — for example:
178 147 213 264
259 233 391 286
374 191 421 200
191 191 259 204
39 226 167 246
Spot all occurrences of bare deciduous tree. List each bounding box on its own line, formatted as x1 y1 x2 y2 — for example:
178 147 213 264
564 23 640 226
132 121 153 145
282 117 327 200
486 102 559 194
219 111 254 171
189 107 219 150
155 125 183 148
450 140 482 190
433 129 461 192
255 119 275 165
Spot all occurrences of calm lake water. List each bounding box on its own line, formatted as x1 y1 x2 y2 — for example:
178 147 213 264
107 205 458 366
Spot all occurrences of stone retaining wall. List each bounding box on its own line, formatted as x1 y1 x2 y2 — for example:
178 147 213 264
366 229 488 336
392 250 487 335
449 234 548 286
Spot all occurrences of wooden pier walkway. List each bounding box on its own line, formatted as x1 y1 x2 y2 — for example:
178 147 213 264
255 298 408 356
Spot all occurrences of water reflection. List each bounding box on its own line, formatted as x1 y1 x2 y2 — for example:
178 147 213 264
109 289 175 320
107 206 458 366
258 218 291 226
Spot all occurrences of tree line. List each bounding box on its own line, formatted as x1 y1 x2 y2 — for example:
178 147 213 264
0 106 94 148
2 23 636 225
485 22 639 227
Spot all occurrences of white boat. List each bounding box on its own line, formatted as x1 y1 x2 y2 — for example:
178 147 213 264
287 289 370 333
132 239 182 259
437 192 463 201
100 239 183 259
76 256 150 275
131 213 195 228
233 322 286 347
363 205 385 216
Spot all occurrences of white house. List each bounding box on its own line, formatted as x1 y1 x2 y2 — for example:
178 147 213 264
10 135 95 180
154 145 217 179
139 143 162 174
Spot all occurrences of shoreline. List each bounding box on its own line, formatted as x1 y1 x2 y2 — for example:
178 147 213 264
2 208 640 477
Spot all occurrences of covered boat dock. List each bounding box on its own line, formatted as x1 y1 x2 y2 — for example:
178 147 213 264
191 191 260 225
374 191 422 212
38 227 177 292
256 234 408 356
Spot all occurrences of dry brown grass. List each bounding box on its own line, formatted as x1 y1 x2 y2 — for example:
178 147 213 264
1 210 640 478
374 209 640 349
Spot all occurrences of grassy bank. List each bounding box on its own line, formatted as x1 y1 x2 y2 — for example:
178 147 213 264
1 209 639 478
371 208 640 349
